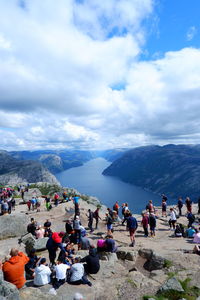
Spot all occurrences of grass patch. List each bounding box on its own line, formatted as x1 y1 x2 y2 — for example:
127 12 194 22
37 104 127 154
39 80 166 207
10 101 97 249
126 278 137 288
167 272 177 279
163 259 173 268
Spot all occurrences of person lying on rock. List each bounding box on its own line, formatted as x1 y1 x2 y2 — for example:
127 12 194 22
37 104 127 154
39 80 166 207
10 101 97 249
2 248 29 289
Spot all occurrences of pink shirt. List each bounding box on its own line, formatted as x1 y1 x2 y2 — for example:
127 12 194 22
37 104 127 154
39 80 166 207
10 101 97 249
193 232 200 244
36 229 45 239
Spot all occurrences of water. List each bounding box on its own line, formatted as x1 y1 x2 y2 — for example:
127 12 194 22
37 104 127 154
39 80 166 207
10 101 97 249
56 158 163 214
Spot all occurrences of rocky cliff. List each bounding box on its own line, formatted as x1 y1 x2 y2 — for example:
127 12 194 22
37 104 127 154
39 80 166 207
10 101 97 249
0 151 59 185
103 144 200 200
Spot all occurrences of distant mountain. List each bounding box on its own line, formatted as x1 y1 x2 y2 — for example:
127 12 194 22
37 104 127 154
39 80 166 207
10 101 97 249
102 144 200 200
0 151 59 185
96 148 129 162
9 150 95 174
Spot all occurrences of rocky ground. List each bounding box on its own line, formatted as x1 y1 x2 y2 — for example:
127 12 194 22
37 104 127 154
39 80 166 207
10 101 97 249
1 187 200 300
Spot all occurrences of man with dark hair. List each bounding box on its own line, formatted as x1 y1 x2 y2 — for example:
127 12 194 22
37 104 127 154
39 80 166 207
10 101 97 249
80 246 100 274
127 213 138 247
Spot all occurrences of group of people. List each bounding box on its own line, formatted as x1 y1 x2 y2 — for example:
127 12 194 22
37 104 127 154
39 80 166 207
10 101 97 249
0 187 15 215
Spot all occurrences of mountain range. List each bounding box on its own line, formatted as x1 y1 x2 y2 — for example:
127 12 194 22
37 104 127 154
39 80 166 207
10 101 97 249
103 144 200 201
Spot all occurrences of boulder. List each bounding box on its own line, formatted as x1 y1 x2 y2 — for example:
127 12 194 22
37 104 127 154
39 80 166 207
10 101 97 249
0 271 19 300
98 252 118 262
19 287 55 300
23 188 42 203
0 215 28 240
144 254 165 271
159 277 184 293
138 248 153 259
116 247 137 262
22 235 48 255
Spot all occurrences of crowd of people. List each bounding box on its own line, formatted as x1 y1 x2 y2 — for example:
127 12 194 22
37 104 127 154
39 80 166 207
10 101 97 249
1 188 200 298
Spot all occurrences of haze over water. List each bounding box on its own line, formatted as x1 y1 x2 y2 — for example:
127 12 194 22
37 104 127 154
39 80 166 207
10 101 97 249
55 158 166 214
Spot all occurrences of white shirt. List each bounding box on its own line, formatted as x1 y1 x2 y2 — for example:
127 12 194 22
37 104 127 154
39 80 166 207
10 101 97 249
55 263 70 280
34 264 51 286
170 211 176 221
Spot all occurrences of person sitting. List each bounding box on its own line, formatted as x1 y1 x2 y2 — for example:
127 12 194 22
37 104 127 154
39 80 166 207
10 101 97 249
187 212 195 228
65 219 73 235
2 248 29 289
35 225 45 239
25 248 39 279
186 226 196 238
52 259 70 290
68 257 92 286
97 239 106 252
27 218 37 236
34 258 51 286
105 235 117 253
80 246 100 275
58 243 75 266
80 233 92 250
193 229 200 244
193 244 200 255
174 224 182 237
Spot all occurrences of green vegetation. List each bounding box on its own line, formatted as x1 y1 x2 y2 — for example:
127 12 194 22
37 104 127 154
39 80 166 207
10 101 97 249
126 278 137 288
166 272 177 279
29 183 62 196
163 259 173 268
143 278 200 300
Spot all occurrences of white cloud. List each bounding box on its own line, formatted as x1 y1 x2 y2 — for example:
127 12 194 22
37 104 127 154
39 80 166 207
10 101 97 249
0 1 200 151
186 26 197 41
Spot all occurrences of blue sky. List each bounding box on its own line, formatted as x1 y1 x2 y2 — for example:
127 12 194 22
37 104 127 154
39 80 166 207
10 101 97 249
0 0 200 150
143 0 200 59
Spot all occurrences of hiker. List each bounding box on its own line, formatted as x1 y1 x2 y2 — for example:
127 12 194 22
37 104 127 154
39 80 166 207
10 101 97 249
27 218 37 236
46 232 66 265
122 203 129 225
80 246 100 274
105 235 118 253
93 207 101 229
2 248 29 289
162 194 168 202
34 258 51 286
162 199 167 217
169 208 177 230
35 225 45 239
147 200 154 213
25 248 39 279
127 212 138 246
141 212 149 237
65 219 73 235
54 193 59 207
113 201 120 215
68 257 92 286
51 259 70 292
87 209 94 233
193 229 200 244
177 197 183 216
149 212 156 237
187 212 195 228
73 216 82 246
80 233 92 250
174 224 183 237
185 197 192 213
44 219 52 237
105 212 113 235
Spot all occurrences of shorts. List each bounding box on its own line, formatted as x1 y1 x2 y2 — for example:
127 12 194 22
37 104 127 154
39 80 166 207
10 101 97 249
129 228 136 236
107 224 112 230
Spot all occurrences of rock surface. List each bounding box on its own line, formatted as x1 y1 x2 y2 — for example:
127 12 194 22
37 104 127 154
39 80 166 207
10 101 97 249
0 215 29 240
159 277 184 293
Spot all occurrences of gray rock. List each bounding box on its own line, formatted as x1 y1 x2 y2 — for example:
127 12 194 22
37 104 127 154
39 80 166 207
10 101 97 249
98 252 118 262
0 271 19 300
23 235 48 255
116 247 137 262
159 277 184 293
125 251 137 262
19 287 55 300
145 254 165 271
0 215 28 240
23 188 42 202
138 248 153 259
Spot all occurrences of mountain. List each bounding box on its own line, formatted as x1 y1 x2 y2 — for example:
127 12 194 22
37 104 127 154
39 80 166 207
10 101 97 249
96 148 129 162
9 150 95 174
0 151 59 185
102 144 200 200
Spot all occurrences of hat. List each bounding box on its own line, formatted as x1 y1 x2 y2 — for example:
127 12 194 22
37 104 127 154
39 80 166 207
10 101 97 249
59 231 65 237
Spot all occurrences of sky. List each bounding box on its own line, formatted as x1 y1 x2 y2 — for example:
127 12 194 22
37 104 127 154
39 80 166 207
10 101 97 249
0 0 200 151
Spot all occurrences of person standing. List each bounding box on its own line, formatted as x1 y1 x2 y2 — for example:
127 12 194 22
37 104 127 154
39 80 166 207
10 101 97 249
177 197 183 216
93 208 102 229
141 212 149 237
149 213 156 237
46 232 66 265
185 197 192 213
87 209 94 233
105 212 113 235
169 208 177 230
127 213 138 247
